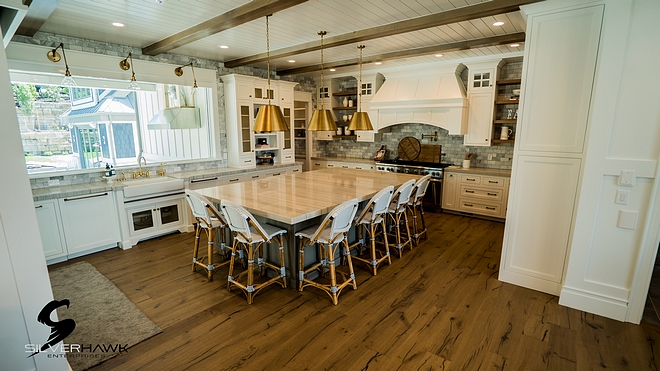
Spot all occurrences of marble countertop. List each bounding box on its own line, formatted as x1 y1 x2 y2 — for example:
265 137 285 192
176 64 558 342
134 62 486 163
443 166 511 177
311 156 377 164
31 163 301 201
196 168 420 225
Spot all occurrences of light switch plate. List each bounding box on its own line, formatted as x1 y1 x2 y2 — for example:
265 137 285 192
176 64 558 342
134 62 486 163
618 170 636 186
617 210 638 230
615 190 630 205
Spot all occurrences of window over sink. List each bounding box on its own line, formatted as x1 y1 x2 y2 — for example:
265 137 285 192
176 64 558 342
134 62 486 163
11 78 215 174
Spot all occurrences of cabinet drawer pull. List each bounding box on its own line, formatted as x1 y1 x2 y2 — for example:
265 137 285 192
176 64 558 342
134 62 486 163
190 177 218 183
314 163 320 166
252 175 260 178
229 178 240 182
356 167 362 170
245 160 252 163
464 203 474 207
285 156 292 159
64 192 108 202
465 190 475 193
487 192 497 196
486 207 496 210
272 172 281 176
35 205 43 209
342 166 349 168
466 178 476 181
293 169 300 172
488 180 499 184
327 164 334 167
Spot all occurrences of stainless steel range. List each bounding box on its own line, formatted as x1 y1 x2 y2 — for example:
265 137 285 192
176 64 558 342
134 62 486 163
376 159 452 211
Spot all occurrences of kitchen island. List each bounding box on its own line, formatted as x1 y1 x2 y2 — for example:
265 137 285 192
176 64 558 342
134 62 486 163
196 168 420 284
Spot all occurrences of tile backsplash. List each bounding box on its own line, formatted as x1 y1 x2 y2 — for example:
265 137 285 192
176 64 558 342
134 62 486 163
315 124 514 169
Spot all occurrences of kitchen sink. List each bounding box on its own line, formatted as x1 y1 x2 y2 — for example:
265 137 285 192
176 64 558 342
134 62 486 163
121 176 184 198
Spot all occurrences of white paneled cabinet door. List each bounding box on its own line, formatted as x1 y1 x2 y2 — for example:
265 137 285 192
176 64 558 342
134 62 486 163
517 5 603 153
58 192 120 257
441 172 458 210
463 91 494 146
34 199 67 262
500 156 581 295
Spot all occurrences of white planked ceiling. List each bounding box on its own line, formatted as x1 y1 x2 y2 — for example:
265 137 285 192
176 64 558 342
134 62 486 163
36 0 527 73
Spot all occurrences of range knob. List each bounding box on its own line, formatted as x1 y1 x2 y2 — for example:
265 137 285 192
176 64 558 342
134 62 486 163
421 170 429 175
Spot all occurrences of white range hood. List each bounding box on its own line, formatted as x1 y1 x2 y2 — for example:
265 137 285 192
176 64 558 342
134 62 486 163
369 65 468 134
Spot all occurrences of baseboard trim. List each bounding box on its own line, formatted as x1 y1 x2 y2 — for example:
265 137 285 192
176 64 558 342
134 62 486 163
498 268 562 295
559 286 628 321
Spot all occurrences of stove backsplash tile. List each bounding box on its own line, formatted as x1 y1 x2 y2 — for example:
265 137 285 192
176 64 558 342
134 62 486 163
316 123 514 170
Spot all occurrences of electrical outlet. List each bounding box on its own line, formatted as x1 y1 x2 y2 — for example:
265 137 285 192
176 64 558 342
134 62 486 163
172 166 181 173
615 190 630 205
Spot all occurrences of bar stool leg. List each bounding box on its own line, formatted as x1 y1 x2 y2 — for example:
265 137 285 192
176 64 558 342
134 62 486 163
410 205 419 243
277 235 287 288
381 219 391 266
369 223 378 275
298 237 306 291
343 238 357 290
395 213 404 259
228 238 239 292
246 243 255 305
192 224 201 272
327 243 339 305
205 227 215 281
403 209 412 249
419 204 427 241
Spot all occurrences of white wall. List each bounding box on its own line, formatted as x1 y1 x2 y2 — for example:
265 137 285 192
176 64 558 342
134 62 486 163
0 39 69 370
558 0 660 322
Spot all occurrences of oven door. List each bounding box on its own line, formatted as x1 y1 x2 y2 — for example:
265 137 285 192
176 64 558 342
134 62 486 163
422 178 442 212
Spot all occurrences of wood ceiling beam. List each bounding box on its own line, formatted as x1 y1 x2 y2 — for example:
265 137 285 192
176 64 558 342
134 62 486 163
277 33 525 76
15 0 61 37
142 0 308 56
225 0 542 68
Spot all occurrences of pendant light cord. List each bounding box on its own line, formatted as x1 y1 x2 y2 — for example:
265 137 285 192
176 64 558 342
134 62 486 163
318 31 327 110
358 45 364 112
266 15 272 105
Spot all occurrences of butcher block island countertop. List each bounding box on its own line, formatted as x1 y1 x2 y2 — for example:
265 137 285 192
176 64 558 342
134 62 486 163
196 168 420 225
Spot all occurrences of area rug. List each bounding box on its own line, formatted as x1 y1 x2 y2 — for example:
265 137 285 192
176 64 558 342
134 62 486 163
48 261 162 371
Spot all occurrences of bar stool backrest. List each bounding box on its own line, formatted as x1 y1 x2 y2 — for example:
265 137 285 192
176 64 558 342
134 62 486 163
311 199 359 243
392 179 416 212
412 175 432 203
185 189 227 228
220 200 268 243
356 185 394 223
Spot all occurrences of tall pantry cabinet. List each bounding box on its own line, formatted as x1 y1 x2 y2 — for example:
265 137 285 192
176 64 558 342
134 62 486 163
499 2 604 295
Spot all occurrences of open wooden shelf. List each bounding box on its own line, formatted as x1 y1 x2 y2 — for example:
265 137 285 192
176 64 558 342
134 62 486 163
333 135 357 139
497 78 521 85
495 99 519 104
332 91 357 96
491 139 515 144
332 107 357 111
493 119 518 124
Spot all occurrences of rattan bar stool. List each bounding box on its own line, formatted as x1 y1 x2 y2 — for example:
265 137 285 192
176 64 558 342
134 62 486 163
296 199 360 305
349 186 394 275
386 179 416 259
220 200 287 305
185 190 231 281
408 175 432 246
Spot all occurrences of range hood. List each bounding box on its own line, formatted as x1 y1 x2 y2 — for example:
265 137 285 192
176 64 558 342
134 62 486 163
147 106 200 130
369 65 468 134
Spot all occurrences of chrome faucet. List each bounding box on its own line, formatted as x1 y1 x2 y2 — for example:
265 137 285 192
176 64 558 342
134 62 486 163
137 152 147 177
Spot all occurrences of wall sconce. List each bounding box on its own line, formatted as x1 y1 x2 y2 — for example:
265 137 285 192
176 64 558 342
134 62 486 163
174 62 198 94
119 52 140 90
46 43 76 86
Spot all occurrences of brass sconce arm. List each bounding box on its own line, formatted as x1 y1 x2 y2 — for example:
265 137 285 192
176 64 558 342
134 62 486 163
47 43 76 86
174 62 198 90
421 131 438 141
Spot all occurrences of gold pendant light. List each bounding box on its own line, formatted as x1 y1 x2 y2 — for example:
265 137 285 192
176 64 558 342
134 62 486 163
348 45 374 131
254 15 288 133
307 31 337 131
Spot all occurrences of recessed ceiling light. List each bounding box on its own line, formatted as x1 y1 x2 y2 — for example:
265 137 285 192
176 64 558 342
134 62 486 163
435 54 443 57
219 45 229 49
287 60 295 63
112 22 125 27
329 68 336 72
375 62 382 65
493 21 505 26
509 43 520 47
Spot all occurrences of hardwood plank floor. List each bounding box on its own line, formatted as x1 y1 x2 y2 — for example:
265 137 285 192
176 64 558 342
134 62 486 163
50 212 660 371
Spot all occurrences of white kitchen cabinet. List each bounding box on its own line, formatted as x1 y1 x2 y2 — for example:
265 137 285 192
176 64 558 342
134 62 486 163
311 160 326 171
187 176 222 190
499 3 603 296
34 199 67 264
58 192 120 257
442 170 509 220
125 195 185 245
463 92 494 146
314 131 333 141
221 173 249 185
221 74 297 168
441 172 458 210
